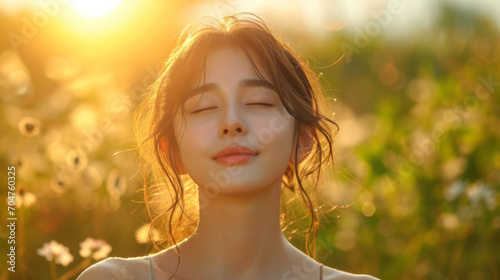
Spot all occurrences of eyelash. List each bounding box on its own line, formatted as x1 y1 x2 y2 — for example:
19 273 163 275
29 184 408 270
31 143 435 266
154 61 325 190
191 103 273 114
247 103 274 107
191 107 218 114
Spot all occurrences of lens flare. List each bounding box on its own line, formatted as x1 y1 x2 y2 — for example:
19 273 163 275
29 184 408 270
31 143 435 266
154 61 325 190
69 0 122 18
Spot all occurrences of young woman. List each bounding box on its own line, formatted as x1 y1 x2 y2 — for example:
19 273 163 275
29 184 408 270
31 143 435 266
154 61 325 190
78 12 378 280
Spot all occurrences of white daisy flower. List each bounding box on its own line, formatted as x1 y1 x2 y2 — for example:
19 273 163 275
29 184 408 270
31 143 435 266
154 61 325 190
79 238 112 260
18 116 41 137
16 184 37 208
37 241 74 266
106 169 127 198
66 149 88 171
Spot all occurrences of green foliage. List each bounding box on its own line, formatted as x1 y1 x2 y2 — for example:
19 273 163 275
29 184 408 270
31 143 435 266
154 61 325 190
0 2 499 279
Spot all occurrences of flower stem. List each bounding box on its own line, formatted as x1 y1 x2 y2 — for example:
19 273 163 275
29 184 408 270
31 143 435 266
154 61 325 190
50 261 58 280
58 258 92 280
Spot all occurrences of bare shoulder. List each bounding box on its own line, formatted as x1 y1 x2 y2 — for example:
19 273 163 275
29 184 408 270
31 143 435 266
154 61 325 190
323 266 379 280
77 256 150 280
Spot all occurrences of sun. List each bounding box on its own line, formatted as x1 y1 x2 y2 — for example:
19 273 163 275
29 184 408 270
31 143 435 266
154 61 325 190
69 0 122 18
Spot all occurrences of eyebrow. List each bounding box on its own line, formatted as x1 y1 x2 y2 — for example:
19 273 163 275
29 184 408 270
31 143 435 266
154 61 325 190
239 79 276 91
187 78 276 97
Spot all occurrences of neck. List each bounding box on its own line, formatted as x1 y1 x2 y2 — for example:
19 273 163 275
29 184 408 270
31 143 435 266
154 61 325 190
178 179 296 279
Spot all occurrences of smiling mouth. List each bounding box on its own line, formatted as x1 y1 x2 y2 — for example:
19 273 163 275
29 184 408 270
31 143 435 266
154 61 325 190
214 154 257 165
212 144 258 165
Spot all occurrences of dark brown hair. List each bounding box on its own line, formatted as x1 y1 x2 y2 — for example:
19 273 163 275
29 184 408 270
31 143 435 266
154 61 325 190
134 12 338 261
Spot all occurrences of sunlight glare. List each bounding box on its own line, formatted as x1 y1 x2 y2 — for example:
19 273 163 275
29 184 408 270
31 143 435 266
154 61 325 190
70 0 122 18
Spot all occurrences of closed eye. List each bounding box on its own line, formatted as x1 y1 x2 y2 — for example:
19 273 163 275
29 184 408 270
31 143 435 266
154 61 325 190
247 103 274 107
191 106 218 114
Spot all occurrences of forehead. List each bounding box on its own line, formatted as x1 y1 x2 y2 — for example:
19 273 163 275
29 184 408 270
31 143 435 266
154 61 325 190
197 45 271 86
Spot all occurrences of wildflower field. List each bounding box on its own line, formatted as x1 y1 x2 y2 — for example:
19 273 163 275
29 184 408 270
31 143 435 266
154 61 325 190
1 1 499 279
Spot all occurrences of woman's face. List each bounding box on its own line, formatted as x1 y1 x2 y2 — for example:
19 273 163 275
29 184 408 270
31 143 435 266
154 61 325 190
172 45 297 194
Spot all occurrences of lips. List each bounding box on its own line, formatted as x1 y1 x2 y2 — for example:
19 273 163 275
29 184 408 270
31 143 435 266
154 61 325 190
212 145 258 165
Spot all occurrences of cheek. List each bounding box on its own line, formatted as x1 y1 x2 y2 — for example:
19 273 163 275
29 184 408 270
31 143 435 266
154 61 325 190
254 116 296 154
175 121 215 161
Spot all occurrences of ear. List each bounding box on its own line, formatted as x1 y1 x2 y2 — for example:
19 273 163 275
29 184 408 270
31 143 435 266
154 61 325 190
160 137 187 175
289 124 314 165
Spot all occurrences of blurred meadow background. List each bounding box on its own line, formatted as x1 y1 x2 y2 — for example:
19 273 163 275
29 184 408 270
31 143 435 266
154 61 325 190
0 0 499 279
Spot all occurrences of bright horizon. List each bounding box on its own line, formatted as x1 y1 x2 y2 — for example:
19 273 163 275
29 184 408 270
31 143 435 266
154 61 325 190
1 0 499 33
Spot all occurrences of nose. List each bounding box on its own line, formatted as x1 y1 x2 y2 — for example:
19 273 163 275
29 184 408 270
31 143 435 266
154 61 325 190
219 106 247 137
